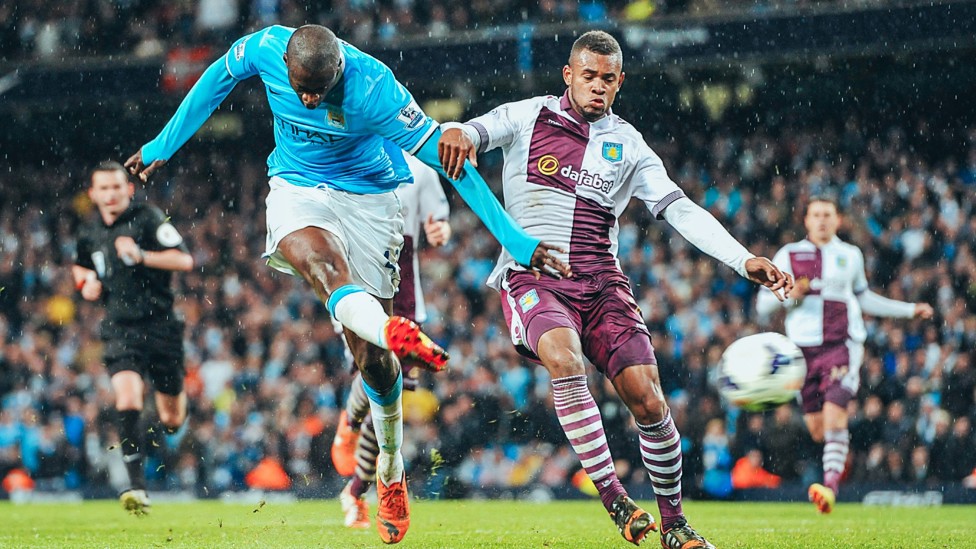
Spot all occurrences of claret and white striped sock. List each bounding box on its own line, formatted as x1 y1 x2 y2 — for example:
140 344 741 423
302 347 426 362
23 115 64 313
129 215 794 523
551 375 626 512
637 411 684 530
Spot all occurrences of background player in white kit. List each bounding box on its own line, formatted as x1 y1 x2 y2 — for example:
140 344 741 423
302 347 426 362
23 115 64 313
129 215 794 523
757 197 933 514
439 30 792 548
332 150 451 529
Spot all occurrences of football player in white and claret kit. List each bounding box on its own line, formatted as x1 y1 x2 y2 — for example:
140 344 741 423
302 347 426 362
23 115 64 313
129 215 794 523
332 150 451 529
757 197 933 514
439 30 793 548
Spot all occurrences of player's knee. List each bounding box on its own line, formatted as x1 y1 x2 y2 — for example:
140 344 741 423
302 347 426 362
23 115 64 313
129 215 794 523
628 391 667 425
114 394 143 411
614 364 666 424
308 258 347 288
543 349 585 378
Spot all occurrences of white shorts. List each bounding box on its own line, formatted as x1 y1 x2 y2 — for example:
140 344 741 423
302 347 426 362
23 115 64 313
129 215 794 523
263 177 404 299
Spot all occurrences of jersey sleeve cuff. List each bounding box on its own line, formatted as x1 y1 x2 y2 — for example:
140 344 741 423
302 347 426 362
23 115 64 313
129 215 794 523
406 122 440 156
466 122 489 154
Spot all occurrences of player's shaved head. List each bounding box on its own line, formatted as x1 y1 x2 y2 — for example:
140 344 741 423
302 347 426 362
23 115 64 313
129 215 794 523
569 31 622 66
284 25 343 109
286 25 341 75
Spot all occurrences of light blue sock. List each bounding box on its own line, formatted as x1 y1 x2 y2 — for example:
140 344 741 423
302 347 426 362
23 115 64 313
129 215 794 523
164 421 188 450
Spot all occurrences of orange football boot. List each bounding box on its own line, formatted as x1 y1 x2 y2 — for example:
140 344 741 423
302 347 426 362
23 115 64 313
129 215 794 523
375 471 410 544
383 316 448 372
808 482 836 514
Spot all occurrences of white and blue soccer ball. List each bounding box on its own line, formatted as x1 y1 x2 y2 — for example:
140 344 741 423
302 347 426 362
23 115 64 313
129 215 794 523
718 332 807 411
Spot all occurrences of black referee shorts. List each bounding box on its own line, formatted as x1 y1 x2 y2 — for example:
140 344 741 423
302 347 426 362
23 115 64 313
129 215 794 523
102 319 186 396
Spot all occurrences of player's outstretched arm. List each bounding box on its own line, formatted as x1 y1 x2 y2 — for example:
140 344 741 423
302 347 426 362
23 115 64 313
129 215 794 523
858 290 933 319
853 249 932 319
125 59 240 181
662 197 792 300
415 129 571 278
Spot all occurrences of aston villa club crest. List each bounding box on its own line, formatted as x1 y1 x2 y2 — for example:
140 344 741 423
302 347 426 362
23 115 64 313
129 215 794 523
518 289 540 312
602 142 623 163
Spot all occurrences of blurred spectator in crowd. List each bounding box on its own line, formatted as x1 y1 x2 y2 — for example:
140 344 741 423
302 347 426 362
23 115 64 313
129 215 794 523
731 449 781 489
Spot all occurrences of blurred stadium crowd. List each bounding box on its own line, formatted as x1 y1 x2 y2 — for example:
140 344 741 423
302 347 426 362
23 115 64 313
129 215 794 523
1 0 888 61
1 98 974 500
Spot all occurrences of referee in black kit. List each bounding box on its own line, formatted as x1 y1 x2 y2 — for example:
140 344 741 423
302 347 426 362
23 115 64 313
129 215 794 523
71 161 193 515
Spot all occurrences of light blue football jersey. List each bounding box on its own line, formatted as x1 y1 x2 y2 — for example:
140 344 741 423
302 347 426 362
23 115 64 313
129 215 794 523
142 25 433 193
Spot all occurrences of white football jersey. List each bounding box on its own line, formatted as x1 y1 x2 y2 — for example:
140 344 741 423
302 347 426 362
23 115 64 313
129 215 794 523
762 237 870 346
466 92 685 288
394 152 449 322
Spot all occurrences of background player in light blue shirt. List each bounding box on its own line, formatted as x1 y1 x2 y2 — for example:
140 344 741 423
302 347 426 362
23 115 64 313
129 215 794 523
124 25 570 544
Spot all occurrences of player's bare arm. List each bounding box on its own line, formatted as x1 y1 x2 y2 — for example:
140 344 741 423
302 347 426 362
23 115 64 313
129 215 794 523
124 149 166 183
438 127 477 180
745 257 793 301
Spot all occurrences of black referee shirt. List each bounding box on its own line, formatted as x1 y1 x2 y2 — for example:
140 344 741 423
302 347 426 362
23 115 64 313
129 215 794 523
74 202 189 324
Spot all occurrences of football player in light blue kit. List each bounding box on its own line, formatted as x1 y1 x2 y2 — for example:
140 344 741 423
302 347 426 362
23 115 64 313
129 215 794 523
125 25 570 544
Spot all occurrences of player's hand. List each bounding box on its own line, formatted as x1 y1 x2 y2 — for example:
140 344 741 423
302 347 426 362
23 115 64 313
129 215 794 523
528 243 572 279
80 273 102 301
424 214 452 247
914 303 934 319
788 277 810 300
438 127 477 180
124 148 166 182
745 256 793 301
115 236 144 266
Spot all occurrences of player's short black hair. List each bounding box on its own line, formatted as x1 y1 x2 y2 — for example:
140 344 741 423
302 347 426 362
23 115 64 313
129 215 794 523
93 160 126 174
805 195 840 215
569 31 622 64
90 160 128 183
287 25 341 75
89 161 129 188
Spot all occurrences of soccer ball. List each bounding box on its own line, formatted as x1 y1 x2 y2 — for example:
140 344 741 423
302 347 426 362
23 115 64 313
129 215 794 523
718 332 807 411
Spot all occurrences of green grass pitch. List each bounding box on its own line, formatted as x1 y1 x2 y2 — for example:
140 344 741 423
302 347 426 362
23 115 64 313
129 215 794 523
1 499 974 548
